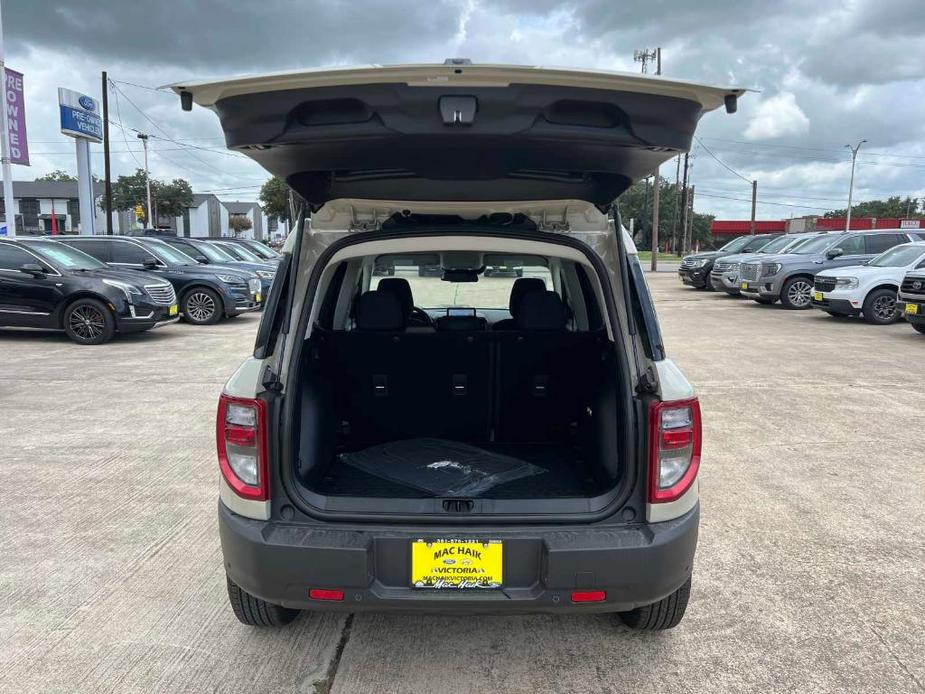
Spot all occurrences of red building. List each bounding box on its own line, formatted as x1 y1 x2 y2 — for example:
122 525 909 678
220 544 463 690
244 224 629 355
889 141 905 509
711 217 924 238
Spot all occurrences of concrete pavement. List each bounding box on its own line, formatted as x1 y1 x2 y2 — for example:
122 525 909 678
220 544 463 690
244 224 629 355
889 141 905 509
1 274 922 693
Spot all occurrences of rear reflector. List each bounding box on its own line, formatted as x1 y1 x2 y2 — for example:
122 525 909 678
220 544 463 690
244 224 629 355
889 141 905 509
309 588 345 602
570 590 606 603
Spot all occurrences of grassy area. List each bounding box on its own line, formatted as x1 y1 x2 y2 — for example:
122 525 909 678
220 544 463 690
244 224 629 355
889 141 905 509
636 251 683 262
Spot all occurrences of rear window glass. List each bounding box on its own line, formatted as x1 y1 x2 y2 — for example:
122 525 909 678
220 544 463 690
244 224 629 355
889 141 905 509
372 264 552 309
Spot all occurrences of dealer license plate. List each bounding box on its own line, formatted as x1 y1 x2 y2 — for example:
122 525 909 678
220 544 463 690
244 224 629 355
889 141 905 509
814 292 823 302
906 303 919 315
411 539 503 589
741 282 749 290
256 293 262 303
169 304 178 316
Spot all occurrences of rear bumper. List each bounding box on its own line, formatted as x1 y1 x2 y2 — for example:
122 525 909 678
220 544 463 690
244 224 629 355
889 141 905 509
218 501 699 614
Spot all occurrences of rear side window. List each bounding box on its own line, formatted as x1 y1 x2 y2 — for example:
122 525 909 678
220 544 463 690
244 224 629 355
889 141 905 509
0 244 36 271
865 234 906 254
111 242 155 265
66 240 111 263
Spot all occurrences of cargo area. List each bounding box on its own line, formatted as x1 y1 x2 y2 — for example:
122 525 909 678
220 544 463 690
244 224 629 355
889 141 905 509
286 247 632 508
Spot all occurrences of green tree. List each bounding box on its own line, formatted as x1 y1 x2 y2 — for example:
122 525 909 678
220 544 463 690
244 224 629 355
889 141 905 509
823 196 921 219
107 169 192 222
615 176 686 250
35 170 76 182
259 177 306 224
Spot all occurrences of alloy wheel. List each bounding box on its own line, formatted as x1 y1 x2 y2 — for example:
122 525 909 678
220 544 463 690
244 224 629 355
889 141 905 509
68 305 105 341
872 295 896 322
787 280 812 308
187 292 216 322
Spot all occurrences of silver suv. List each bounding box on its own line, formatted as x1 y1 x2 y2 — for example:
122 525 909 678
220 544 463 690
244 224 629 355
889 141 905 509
709 232 824 295
739 230 917 309
170 62 744 629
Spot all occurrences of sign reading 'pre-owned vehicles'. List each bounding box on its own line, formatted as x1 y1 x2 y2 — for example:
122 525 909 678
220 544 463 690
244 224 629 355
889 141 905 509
58 88 103 142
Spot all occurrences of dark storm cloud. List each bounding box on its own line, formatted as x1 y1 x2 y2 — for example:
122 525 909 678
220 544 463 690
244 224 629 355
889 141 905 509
6 0 464 71
5 0 923 218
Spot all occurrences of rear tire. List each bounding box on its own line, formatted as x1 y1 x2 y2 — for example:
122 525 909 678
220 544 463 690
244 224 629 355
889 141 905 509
182 287 223 325
63 298 116 345
862 288 899 325
619 577 692 631
780 276 813 310
226 576 299 627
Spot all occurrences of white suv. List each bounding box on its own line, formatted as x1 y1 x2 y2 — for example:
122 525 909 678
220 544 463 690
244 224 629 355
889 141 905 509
169 62 744 629
812 242 925 324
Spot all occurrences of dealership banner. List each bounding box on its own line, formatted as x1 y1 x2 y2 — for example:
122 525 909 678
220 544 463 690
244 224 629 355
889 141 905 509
5 69 29 165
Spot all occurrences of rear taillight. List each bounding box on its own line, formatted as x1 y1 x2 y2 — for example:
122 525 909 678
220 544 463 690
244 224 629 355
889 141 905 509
648 398 701 504
217 394 269 501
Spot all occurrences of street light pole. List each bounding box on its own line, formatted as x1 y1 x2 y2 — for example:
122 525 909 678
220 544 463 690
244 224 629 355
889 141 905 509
137 132 152 227
844 139 866 232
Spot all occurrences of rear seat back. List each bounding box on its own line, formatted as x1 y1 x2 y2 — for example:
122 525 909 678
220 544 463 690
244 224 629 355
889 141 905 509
319 289 605 446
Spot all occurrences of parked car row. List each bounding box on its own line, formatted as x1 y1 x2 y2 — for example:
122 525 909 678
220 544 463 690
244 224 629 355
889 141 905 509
680 229 925 333
0 236 281 345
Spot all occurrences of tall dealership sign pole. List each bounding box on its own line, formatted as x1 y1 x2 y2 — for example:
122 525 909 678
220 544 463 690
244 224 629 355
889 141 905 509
58 88 103 235
0 1 17 237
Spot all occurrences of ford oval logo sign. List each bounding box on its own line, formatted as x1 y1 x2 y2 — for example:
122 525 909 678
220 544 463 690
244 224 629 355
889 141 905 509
78 95 96 111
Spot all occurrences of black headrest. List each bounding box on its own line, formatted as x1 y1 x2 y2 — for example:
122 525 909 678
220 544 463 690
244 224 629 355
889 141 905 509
508 277 547 317
516 291 568 330
377 277 413 320
435 315 485 332
355 290 405 331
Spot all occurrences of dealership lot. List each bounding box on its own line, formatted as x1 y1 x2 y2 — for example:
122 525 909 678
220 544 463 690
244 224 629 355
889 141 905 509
1 272 922 694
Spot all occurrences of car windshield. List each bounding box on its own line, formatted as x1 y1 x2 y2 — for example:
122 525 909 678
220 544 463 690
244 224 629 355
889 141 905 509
242 242 278 259
372 264 553 309
148 241 197 265
791 235 839 254
869 245 925 267
26 241 107 270
224 244 263 262
195 242 235 263
757 235 800 254
718 236 753 252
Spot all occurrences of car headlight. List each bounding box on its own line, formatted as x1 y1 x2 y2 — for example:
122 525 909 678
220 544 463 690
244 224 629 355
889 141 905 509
835 277 859 289
248 278 261 294
215 274 241 283
761 263 782 277
691 259 708 268
727 263 740 272
102 278 142 302
255 270 275 280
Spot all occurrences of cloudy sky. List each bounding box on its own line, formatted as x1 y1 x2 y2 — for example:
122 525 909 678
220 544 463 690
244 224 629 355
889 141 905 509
5 0 925 219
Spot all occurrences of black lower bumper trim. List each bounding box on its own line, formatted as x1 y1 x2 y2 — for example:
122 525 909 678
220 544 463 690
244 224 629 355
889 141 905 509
218 501 699 614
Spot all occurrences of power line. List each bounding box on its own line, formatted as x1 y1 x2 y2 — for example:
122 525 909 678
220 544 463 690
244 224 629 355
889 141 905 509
693 136 752 183
696 191 830 211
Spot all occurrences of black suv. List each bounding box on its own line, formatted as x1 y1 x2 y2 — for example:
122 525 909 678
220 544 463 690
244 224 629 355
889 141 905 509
0 238 178 345
678 234 781 289
159 237 275 299
55 236 262 325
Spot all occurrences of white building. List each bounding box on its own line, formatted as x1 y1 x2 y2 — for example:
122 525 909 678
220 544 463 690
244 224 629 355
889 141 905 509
0 180 106 235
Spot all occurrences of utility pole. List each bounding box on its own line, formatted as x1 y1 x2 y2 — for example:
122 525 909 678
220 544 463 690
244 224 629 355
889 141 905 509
651 169 660 272
102 71 113 234
844 139 866 232
670 155 681 252
137 132 152 227
0 0 16 237
633 48 660 74
750 179 757 234
679 153 690 254
686 186 696 253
